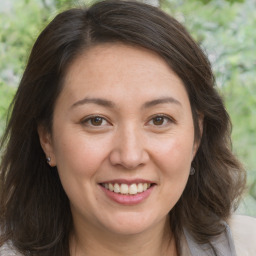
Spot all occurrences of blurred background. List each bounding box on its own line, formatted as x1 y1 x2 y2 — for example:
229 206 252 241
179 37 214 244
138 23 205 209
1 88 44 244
0 0 255 216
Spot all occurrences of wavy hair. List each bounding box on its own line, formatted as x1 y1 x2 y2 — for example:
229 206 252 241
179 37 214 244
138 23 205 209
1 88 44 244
0 1 246 255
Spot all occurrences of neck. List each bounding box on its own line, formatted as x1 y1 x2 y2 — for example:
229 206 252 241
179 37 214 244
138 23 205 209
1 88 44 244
70 217 177 256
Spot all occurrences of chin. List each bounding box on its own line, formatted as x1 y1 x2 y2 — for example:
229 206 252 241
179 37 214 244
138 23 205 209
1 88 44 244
100 212 163 236
106 223 150 236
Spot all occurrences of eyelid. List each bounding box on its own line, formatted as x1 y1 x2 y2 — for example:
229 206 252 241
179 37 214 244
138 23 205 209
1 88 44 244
146 114 176 126
81 115 112 127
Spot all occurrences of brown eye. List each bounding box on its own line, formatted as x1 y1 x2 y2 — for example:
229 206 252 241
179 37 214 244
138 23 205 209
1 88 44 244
82 116 109 127
148 115 173 127
90 116 103 126
153 116 164 125
152 116 165 125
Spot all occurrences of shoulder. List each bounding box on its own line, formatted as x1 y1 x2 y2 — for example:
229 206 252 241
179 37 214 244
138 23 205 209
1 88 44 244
228 215 256 256
0 241 23 256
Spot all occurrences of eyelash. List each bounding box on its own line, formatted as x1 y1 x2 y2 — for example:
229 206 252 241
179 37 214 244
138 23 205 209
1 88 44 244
147 114 175 127
81 114 175 128
81 115 111 127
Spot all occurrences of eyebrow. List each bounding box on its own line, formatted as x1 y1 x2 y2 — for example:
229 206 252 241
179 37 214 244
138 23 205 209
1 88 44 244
70 96 182 110
71 97 116 109
142 97 182 109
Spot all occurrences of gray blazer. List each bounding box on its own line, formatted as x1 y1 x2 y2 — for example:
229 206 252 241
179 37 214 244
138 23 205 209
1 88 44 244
183 223 237 256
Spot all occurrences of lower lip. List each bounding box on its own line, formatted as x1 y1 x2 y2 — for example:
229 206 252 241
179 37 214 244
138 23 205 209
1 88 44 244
99 185 154 205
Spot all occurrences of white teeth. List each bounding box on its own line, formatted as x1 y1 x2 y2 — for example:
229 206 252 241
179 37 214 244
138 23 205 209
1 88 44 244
129 184 137 195
114 183 120 193
109 183 114 192
120 184 129 194
137 183 143 193
103 182 152 195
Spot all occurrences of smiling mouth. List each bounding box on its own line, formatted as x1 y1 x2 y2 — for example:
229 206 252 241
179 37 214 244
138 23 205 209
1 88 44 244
100 183 154 195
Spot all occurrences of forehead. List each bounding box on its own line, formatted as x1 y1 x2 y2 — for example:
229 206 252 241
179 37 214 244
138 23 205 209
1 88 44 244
60 43 190 109
65 43 174 82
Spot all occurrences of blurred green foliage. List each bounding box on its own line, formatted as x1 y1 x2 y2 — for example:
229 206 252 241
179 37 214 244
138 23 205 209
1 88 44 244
0 81 15 136
163 0 256 215
0 0 255 215
0 0 49 135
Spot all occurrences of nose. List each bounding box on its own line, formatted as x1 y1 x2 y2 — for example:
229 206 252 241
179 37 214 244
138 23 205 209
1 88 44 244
109 125 149 170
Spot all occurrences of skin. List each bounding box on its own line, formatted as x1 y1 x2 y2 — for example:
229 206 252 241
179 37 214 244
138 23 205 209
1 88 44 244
38 43 201 256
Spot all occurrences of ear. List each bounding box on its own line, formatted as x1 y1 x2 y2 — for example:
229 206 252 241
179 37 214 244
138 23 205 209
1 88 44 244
37 125 56 167
192 113 204 159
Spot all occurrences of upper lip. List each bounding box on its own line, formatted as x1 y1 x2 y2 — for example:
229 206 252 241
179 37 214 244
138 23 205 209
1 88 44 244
99 179 156 185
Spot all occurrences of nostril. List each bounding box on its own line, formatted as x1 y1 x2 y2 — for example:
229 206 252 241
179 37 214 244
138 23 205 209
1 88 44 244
109 149 145 170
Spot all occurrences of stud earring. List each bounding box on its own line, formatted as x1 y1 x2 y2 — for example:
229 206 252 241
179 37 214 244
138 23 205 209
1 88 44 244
190 167 195 175
46 156 51 163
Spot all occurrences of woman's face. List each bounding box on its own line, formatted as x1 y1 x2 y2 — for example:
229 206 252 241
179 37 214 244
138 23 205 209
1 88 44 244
39 43 200 236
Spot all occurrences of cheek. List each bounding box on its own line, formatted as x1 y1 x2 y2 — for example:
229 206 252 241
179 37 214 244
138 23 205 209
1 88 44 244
152 137 192 211
154 134 194 168
52 131 111 206
52 128 112 178
151 132 194 190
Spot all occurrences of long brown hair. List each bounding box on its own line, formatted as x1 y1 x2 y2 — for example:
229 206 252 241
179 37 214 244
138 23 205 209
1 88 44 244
0 1 246 255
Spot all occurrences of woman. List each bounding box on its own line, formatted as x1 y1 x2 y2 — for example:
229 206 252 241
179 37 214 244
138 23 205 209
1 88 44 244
0 0 255 255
